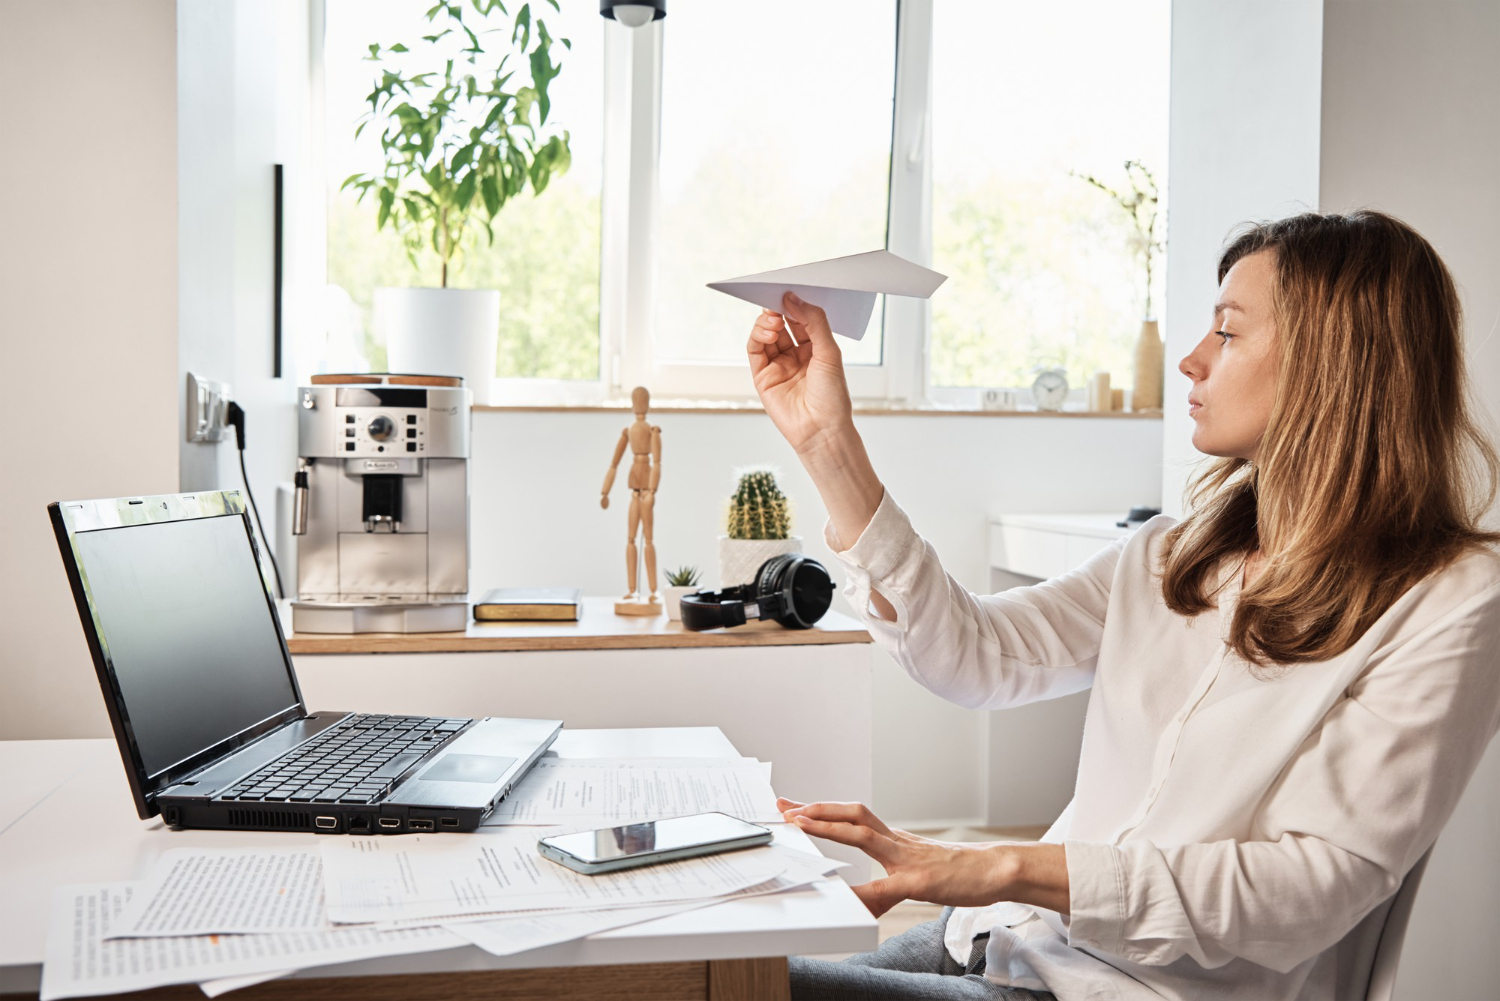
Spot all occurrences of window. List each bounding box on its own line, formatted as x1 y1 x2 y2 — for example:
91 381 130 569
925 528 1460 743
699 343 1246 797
316 1 1169 407
649 0 896 397
926 0 1170 399
323 0 604 383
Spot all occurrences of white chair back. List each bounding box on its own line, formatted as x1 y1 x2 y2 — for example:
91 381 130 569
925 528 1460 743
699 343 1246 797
1364 847 1432 1001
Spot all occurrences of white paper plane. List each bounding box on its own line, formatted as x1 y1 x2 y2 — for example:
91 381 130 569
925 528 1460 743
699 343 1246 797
707 249 947 340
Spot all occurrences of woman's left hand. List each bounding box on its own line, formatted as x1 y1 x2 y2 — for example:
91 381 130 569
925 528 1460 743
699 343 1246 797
778 797 1022 918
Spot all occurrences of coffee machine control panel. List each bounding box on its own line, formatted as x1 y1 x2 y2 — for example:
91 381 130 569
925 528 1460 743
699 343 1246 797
339 408 428 456
297 385 470 459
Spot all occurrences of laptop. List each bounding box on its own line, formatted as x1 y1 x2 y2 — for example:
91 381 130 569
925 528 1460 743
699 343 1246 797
48 490 561 834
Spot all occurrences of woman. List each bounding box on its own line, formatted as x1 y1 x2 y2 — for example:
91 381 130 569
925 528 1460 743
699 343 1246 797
745 210 1500 1001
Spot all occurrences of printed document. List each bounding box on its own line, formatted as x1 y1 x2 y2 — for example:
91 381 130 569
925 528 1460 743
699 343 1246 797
320 827 788 925
445 845 846 955
40 883 463 1001
483 758 781 825
110 848 329 938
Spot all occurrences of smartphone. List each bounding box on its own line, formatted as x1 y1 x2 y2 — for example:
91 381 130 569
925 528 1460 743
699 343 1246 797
537 812 773 875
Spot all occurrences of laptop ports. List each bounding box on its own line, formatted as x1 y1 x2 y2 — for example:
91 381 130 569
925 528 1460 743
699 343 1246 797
378 817 401 829
348 815 371 833
408 818 435 831
440 817 460 828
315 816 338 830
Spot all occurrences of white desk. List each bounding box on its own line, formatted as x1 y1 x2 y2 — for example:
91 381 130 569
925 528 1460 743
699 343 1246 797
0 730 877 1000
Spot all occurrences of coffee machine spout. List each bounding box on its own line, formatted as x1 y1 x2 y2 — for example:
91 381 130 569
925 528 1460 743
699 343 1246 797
292 459 310 536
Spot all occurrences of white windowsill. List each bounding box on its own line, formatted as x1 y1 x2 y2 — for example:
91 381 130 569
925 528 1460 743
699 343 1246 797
473 399 1163 418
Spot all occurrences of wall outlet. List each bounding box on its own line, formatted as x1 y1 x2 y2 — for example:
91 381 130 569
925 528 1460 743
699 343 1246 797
186 371 232 443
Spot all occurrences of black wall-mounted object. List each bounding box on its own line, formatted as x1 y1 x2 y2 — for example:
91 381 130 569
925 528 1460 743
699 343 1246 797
599 0 665 22
273 163 284 378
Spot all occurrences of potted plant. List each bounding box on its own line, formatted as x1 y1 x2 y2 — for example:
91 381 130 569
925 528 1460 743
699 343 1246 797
345 0 573 403
1074 160 1166 411
718 469 801 589
662 565 700 623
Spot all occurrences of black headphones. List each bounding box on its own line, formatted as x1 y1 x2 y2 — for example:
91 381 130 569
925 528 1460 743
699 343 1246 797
679 553 836 631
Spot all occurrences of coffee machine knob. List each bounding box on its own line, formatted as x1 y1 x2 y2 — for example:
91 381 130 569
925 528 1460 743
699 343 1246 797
367 415 396 441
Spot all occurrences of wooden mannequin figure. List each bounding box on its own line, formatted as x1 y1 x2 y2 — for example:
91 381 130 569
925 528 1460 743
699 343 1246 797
600 386 663 615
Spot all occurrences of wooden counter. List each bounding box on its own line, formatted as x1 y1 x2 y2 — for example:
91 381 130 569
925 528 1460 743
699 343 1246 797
283 595 871 655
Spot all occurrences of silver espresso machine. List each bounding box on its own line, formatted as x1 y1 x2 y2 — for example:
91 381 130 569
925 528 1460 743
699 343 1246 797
290 374 471 633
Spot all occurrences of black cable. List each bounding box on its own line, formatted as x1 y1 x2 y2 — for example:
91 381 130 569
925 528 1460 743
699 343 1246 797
226 402 285 599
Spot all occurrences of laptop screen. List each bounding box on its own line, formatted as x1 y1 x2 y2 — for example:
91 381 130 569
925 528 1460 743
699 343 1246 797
72 513 300 778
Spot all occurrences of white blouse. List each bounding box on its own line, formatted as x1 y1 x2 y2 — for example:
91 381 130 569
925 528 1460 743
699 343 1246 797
825 490 1500 1001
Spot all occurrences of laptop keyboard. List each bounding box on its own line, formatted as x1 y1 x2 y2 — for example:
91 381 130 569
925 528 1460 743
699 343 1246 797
220 714 471 805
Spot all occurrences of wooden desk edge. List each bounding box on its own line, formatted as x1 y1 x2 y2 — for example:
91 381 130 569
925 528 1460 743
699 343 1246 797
287 629 871 654
0 956 790 1001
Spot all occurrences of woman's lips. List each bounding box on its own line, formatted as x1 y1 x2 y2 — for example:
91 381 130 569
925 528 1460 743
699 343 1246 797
1188 397 1202 417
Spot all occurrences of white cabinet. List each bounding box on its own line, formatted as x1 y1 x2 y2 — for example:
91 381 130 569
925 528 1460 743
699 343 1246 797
983 513 1138 827
988 513 1135 581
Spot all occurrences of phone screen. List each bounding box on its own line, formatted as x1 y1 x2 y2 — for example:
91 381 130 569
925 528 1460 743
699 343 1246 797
543 813 767 863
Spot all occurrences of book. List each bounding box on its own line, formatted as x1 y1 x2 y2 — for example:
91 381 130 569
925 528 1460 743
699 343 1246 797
473 587 584 622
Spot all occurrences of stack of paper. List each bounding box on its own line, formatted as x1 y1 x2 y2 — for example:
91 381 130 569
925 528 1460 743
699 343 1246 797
40 757 836 1000
484 756 781 825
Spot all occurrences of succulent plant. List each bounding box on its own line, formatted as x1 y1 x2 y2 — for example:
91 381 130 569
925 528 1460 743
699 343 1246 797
665 565 700 587
726 469 792 541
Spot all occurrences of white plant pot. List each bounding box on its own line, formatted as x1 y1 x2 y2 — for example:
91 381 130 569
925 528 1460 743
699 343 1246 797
663 585 698 622
718 536 802 590
375 287 500 404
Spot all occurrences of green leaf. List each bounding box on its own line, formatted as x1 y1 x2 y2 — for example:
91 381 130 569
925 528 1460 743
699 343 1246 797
512 3 531 49
480 174 501 215
456 171 478 210
339 172 365 190
377 187 394 228
389 42 409 53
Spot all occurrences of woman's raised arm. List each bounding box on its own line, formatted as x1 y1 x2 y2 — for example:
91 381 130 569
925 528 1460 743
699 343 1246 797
748 292 895 619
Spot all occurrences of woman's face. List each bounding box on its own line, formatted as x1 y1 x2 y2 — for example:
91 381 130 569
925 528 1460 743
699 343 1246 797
1178 249 1280 460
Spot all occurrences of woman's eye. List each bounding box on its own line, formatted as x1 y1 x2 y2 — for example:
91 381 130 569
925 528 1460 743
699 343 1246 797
1215 330 1233 343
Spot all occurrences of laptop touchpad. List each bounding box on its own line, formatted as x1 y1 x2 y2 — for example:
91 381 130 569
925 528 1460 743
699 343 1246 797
422 754 517 783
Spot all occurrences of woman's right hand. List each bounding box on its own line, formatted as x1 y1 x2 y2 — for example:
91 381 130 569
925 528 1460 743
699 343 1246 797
747 292 856 457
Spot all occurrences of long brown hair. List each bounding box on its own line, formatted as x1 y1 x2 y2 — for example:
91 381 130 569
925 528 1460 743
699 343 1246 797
1160 210 1499 666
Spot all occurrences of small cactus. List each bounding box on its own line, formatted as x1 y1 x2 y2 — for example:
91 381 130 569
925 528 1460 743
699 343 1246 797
666 565 701 587
726 469 792 540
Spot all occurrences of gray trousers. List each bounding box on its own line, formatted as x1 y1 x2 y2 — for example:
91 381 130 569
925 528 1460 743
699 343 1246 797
790 907 1057 1000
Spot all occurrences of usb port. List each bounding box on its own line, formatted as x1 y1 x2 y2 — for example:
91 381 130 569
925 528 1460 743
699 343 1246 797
439 817 460 828
379 817 401 829
408 818 435 831
315 816 338 830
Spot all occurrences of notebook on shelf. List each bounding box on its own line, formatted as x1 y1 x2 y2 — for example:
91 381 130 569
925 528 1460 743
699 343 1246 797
474 587 584 621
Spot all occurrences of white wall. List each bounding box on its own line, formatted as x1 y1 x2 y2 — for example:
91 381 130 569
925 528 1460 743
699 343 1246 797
1317 3 1500 996
0 0 180 741
1167 1 1500 994
178 0 310 541
1161 1 1324 516
467 409 1162 823
0 0 317 742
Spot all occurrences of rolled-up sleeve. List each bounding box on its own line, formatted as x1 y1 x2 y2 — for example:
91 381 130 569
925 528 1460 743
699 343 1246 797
823 489 1119 710
1063 580 1500 971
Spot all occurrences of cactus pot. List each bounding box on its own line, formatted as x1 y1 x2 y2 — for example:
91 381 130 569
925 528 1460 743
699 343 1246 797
718 536 802 590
